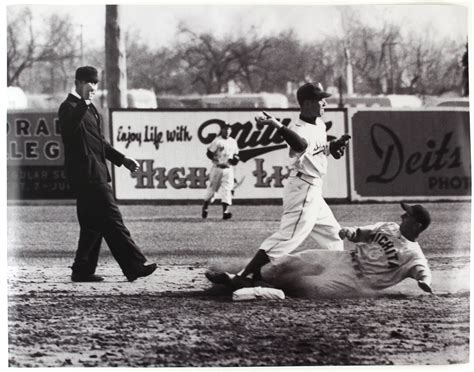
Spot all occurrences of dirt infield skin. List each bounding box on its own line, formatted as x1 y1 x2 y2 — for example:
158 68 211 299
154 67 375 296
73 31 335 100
7 265 470 367
7 203 471 367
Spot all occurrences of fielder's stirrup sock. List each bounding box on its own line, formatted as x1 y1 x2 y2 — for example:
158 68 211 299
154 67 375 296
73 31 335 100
252 271 263 282
202 207 208 219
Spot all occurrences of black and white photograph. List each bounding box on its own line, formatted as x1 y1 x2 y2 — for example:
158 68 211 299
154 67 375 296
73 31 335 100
4 0 472 368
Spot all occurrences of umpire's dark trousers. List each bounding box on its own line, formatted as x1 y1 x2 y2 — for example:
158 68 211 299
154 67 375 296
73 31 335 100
72 183 147 277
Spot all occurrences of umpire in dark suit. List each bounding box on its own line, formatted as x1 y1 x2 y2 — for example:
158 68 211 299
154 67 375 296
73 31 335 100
58 66 156 282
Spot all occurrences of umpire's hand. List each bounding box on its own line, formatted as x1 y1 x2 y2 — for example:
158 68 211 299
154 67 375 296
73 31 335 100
123 157 140 174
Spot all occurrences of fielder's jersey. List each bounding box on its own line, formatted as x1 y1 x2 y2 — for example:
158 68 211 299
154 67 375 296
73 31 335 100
288 117 330 178
208 136 239 167
352 222 431 290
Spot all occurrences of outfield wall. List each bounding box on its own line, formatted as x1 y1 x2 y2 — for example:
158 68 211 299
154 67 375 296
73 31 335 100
109 108 348 201
6 108 470 202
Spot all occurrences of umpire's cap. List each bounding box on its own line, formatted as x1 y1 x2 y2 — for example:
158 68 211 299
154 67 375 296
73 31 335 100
75 66 99 83
401 202 431 231
297 82 331 104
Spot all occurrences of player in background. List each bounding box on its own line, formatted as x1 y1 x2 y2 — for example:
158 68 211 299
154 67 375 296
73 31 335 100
206 82 350 286
263 202 433 297
201 122 240 220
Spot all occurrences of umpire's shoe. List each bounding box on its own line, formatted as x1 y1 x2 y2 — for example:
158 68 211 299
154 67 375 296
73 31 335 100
71 273 104 282
126 263 157 282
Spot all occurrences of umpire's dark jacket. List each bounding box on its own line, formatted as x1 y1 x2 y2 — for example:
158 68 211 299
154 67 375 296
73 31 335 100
58 94 124 192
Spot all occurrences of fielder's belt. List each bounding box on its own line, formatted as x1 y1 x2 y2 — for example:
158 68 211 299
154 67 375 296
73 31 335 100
291 170 317 185
217 164 230 169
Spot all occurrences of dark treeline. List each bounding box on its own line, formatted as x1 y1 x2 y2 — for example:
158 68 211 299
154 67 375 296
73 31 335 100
8 6 468 97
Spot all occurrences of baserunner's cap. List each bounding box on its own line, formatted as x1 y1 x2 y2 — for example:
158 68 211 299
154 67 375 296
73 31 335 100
401 202 431 231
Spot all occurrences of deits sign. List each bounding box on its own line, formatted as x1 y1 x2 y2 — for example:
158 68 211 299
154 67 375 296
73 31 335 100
351 110 470 200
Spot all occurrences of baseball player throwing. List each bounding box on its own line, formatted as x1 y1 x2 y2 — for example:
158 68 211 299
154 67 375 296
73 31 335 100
206 82 350 286
202 122 240 220
264 202 433 297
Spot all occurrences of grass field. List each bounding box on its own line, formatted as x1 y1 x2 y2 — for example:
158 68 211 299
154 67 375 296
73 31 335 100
6 202 471 367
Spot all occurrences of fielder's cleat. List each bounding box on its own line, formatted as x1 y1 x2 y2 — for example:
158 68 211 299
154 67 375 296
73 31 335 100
223 212 232 220
205 271 233 286
202 208 208 219
230 275 254 290
205 271 254 290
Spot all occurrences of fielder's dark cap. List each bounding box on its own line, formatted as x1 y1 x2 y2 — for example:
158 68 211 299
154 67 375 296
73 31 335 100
75 66 99 83
297 82 331 103
401 202 431 231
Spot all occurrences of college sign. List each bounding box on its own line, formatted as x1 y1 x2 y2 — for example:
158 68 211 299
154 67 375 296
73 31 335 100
351 109 470 200
7 111 72 199
110 109 349 201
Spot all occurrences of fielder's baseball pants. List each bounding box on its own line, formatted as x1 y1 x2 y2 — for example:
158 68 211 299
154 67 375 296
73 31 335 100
260 175 343 263
204 165 234 205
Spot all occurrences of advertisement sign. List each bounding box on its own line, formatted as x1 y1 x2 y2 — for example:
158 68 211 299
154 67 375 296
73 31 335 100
110 109 349 201
7 111 73 199
350 109 470 200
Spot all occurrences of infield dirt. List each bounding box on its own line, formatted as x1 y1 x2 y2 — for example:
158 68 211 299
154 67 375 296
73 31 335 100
6 203 471 367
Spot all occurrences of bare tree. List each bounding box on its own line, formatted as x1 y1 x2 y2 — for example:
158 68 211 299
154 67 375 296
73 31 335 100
177 24 240 94
7 6 79 87
229 27 273 92
400 27 464 96
126 32 189 95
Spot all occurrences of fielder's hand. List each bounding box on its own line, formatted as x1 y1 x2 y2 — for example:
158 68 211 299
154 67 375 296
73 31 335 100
123 157 140 174
330 134 351 159
255 111 283 130
418 280 433 294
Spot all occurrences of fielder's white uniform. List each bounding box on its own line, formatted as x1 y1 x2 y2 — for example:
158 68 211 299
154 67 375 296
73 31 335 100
260 117 343 263
204 136 239 205
268 222 432 297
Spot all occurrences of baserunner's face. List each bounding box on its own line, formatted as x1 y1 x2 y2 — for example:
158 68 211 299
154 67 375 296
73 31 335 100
400 212 420 234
